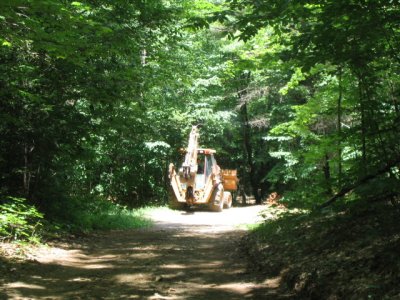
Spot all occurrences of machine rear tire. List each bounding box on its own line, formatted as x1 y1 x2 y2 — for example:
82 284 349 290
209 184 224 212
223 191 232 209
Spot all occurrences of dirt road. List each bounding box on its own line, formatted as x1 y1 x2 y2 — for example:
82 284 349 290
1 206 279 299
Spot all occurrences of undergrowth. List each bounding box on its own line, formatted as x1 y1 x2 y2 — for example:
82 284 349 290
242 200 400 299
0 197 43 243
1 196 155 244
48 199 154 235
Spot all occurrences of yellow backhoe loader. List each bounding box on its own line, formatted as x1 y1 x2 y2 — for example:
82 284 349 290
168 126 238 212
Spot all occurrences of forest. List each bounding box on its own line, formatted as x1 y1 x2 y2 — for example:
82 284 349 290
1 0 400 298
2 0 399 227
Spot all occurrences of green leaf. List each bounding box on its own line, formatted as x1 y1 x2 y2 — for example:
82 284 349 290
1 39 12 47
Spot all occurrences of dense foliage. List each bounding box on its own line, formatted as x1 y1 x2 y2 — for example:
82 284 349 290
1 0 399 233
1 0 191 218
216 0 400 205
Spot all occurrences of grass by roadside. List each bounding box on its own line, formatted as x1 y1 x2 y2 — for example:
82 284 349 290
1 197 160 261
63 204 154 233
241 200 400 299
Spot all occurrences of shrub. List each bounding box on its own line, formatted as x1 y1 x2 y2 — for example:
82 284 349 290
0 197 43 242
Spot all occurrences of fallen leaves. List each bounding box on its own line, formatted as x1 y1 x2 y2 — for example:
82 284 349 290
241 201 400 299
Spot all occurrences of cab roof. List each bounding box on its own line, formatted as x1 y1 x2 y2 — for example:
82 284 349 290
197 148 216 154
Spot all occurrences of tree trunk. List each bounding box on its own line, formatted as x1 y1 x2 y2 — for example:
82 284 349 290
241 101 261 204
141 49 147 66
358 76 367 171
237 71 261 204
389 79 399 115
337 67 343 187
23 143 30 196
323 154 332 195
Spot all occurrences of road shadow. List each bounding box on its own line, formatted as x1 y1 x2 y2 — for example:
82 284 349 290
1 207 280 299
181 211 195 215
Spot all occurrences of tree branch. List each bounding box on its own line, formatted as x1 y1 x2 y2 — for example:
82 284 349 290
318 156 400 209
